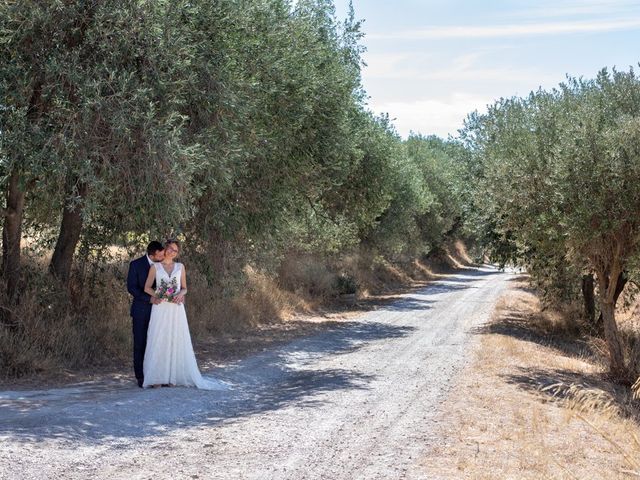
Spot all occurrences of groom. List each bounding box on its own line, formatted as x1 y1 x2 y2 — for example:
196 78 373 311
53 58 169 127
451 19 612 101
127 241 165 388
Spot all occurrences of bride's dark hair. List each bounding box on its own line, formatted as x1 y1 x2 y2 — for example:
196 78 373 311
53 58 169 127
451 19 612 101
164 239 180 249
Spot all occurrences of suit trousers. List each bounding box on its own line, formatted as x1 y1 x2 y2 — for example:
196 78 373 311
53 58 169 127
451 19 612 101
132 313 151 381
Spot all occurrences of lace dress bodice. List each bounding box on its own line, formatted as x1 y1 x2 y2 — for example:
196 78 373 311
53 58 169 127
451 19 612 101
154 262 182 292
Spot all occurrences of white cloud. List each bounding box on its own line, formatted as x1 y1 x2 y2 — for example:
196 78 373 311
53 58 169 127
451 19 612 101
371 94 492 138
368 17 640 40
505 1 640 20
365 62 557 85
361 52 418 78
362 51 559 86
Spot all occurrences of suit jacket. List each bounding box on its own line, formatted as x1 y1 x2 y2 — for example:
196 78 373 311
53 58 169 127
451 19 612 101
127 255 154 318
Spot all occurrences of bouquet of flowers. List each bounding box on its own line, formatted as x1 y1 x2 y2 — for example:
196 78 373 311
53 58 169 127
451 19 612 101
155 277 179 303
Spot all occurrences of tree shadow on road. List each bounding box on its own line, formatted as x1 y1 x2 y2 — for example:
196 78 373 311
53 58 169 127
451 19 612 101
331 266 502 314
442 267 506 282
0 320 414 444
501 366 640 423
377 296 437 312
471 275 596 362
473 310 595 361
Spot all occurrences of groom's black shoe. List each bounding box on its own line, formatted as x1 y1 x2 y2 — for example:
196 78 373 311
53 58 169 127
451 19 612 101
137 378 144 388
161 384 170 387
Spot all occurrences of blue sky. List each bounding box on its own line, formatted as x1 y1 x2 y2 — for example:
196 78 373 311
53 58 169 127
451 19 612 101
331 0 640 138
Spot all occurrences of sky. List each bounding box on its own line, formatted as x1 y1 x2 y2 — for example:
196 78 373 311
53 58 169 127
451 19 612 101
331 0 640 138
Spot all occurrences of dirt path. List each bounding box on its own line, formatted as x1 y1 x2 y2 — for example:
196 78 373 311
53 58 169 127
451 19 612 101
0 266 511 480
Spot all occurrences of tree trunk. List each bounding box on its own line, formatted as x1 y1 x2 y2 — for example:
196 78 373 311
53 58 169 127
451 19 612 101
2 170 26 306
49 182 87 285
595 271 627 336
600 301 627 378
581 273 595 325
613 271 627 303
47 4 97 287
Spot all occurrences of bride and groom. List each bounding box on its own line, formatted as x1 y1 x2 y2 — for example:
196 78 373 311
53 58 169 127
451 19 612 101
127 240 227 390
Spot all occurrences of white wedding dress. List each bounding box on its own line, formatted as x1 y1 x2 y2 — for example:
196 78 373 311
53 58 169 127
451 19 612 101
143 262 227 390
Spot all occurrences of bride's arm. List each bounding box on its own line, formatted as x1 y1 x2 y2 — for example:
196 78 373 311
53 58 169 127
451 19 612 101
144 265 158 298
175 265 187 304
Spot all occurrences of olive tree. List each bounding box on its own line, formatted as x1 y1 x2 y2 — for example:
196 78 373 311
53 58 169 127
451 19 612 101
1 1 199 290
466 67 640 379
551 69 640 377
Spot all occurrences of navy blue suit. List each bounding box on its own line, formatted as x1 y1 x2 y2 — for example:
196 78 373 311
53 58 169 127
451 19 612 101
127 255 154 383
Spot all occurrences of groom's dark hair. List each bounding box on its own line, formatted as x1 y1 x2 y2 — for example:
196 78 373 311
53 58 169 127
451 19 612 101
147 241 164 256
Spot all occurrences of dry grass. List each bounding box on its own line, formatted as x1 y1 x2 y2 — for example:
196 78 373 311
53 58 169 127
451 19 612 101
275 246 463 303
189 266 310 334
423 277 640 479
0 261 132 380
277 254 343 301
617 289 640 382
446 239 474 268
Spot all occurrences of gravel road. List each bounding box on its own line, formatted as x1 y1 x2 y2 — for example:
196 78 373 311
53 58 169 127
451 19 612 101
0 266 510 480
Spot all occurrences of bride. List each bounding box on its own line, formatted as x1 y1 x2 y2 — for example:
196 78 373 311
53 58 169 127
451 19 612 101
142 239 227 390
